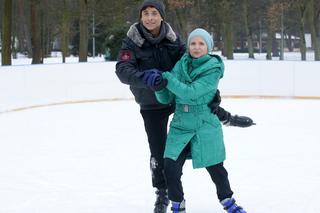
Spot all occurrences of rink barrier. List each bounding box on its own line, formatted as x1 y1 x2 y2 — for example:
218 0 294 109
0 61 319 113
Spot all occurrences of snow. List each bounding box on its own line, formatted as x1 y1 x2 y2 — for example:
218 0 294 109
0 51 317 66
0 98 320 213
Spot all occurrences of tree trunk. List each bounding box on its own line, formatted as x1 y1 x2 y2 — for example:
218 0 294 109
307 0 320 60
61 0 70 63
1 0 12 66
174 8 188 41
243 0 254 59
41 0 49 60
266 28 273 60
272 36 279 57
299 3 307 61
287 33 293 52
11 33 17 59
30 0 42 64
18 0 32 57
79 0 88 62
221 0 234 59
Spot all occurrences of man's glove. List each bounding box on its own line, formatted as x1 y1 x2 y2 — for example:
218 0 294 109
223 113 256 128
208 89 221 114
142 69 162 86
150 78 168 91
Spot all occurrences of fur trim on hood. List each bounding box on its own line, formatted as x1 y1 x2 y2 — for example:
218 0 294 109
127 22 177 47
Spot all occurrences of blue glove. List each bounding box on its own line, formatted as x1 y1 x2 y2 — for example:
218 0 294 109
143 69 162 86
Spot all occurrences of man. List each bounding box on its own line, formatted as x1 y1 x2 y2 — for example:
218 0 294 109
115 1 254 212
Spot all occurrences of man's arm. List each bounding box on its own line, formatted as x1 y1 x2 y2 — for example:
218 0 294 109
115 39 146 88
208 90 256 127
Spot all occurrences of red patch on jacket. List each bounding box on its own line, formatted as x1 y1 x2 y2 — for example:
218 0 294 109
120 50 132 61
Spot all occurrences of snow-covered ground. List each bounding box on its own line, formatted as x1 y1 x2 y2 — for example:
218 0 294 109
0 98 319 213
0 51 316 66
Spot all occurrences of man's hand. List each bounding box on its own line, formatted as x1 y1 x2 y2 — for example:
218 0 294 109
223 114 256 128
208 89 221 114
142 69 162 86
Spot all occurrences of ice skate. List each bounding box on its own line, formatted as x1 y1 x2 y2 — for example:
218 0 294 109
221 198 247 213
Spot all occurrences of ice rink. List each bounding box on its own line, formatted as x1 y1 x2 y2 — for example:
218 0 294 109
1 98 320 213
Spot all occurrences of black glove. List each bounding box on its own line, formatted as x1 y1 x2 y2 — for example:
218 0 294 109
150 79 168 91
223 113 256 128
208 89 221 114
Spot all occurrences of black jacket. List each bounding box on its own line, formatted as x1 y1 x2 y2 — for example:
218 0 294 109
116 22 185 109
115 22 231 122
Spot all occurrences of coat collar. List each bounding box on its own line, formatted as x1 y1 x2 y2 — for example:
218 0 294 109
180 53 224 81
127 22 177 47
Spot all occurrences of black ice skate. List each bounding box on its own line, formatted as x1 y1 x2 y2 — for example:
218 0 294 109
154 188 169 213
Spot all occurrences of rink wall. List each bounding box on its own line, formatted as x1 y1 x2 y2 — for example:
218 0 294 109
0 61 319 112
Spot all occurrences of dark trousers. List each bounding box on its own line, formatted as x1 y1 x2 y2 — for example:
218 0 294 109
140 105 175 189
164 143 234 202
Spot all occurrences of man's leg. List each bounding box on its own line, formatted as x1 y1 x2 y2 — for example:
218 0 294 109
140 106 174 212
140 106 173 189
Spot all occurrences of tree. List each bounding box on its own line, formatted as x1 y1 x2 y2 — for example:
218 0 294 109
17 0 32 57
306 0 320 60
220 0 235 59
243 0 254 58
61 0 70 63
164 0 194 40
79 0 88 62
1 0 12 66
30 0 42 64
293 0 309 60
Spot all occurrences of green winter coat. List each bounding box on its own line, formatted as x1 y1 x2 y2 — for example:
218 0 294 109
155 53 225 169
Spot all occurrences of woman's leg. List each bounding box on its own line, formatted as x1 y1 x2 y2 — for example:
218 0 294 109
164 143 190 202
206 162 234 201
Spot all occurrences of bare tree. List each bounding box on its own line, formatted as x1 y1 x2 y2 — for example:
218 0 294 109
1 0 12 66
30 0 42 64
294 0 309 60
306 0 320 60
17 0 32 57
220 0 235 59
61 0 70 63
243 0 254 58
79 0 88 62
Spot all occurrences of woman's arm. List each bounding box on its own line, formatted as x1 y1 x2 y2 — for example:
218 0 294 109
155 87 175 104
162 69 222 99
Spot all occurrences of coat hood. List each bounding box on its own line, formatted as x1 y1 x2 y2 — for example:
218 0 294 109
127 22 177 47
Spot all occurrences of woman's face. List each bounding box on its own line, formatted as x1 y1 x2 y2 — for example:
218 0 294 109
189 37 208 58
141 7 163 35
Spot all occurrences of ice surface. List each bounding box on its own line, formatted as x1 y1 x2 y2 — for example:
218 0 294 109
1 98 319 212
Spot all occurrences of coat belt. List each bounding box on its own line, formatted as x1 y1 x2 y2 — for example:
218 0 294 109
175 103 210 113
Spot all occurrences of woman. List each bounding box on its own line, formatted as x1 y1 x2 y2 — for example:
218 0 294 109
148 28 247 213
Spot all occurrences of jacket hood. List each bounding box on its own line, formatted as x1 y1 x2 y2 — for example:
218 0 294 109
179 53 224 81
127 22 177 47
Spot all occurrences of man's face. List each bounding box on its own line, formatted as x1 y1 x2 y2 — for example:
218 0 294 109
141 7 163 33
